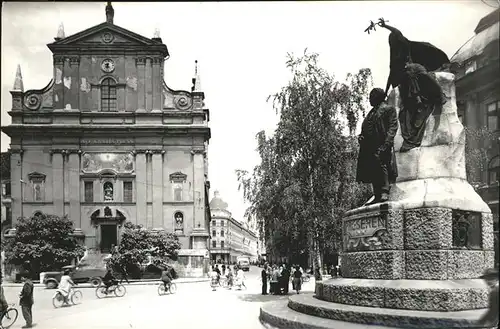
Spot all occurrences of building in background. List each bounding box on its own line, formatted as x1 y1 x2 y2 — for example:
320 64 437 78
209 191 258 263
451 7 499 266
1 152 12 234
0 4 212 276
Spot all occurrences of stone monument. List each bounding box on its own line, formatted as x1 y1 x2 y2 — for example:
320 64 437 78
259 20 495 329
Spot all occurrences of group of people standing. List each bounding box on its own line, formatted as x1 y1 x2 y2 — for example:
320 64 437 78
261 263 304 295
210 264 245 290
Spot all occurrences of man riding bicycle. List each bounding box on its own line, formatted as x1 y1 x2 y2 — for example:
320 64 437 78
161 266 173 291
102 269 118 294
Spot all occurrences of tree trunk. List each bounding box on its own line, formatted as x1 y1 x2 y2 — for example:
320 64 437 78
313 233 323 281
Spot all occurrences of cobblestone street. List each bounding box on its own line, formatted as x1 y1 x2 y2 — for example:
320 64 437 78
2 267 315 329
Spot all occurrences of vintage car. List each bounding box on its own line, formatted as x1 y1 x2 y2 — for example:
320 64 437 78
41 265 106 289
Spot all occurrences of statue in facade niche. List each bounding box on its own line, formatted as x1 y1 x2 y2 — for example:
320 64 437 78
356 88 398 204
103 182 113 201
365 18 450 152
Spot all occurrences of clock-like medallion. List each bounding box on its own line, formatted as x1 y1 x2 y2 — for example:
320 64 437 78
101 59 115 73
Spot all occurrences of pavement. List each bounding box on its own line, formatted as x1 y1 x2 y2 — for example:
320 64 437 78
1 266 317 329
2 277 210 288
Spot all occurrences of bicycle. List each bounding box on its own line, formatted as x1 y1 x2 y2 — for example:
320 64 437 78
0 304 18 329
52 287 83 308
157 282 177 296
95 283 127 299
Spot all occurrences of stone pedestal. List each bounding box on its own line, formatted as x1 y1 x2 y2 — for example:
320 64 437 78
259 73 496 329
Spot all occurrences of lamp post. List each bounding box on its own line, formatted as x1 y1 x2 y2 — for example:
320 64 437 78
19 179 27 218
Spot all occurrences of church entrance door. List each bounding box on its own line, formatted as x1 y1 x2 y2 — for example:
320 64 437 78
100 224 117 253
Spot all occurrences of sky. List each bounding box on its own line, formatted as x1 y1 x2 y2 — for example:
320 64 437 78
0 1 496 223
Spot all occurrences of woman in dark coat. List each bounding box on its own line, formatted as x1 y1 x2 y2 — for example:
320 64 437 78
292 266 302 294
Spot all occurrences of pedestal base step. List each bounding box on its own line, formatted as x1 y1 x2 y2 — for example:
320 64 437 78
260 297 398 329
284 293 491 328
316 278 489 311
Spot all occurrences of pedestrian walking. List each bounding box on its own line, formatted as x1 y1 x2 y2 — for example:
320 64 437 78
19 272 34 328
282 264 290 294
292 265 302 294
261 264 268 295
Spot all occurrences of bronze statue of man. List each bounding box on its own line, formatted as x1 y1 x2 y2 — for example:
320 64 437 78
367 18 450 152
356 88 398 204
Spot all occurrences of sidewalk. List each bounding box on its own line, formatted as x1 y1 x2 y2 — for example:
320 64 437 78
2 277 210 288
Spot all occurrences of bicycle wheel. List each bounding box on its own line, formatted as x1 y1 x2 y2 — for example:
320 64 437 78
157 284 166 296
114 284 127 297
71 290 83 305
168 283 177 294
95 286 108 299
1 308 18 329
52 292 65 308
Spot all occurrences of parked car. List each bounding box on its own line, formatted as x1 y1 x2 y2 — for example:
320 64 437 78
41 265 106 289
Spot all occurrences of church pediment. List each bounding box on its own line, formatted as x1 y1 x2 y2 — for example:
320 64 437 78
47 23 168 54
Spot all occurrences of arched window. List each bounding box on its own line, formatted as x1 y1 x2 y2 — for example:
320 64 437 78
33 211 43 219
101 78 117 112
488 156 499 185
103 182 114 201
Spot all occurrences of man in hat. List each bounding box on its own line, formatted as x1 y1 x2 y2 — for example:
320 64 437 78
19 272 34 328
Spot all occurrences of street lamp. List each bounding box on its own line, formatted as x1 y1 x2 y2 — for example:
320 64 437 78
20 179 27 218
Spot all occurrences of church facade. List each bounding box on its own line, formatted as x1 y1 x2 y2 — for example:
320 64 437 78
0 4 212 268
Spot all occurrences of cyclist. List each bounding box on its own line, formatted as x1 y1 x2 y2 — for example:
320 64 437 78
58 269 76 304
0 274 8 323
161 266 173 291
102 269 118 294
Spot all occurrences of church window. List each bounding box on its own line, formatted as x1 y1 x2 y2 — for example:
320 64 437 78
84 181 94 203
100 78 117 112
123 181 133 203
488 156 499 185
173 183 183 201
486 101 499 132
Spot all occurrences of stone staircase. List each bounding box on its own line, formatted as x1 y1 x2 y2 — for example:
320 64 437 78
260 289 492 329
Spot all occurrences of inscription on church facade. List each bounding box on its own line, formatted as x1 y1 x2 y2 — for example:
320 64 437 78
81 138 135 145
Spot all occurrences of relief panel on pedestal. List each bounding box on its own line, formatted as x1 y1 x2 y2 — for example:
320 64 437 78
451 210 482 250
344 212 392 252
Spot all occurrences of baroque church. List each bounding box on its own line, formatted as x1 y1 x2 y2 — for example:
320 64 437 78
1 3 212 273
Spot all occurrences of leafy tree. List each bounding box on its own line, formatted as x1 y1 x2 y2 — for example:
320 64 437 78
4 213 85 277
236 50 372 280
107 221 181 276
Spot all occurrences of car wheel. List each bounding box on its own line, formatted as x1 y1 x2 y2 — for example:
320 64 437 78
90 277 101 287
46 280 58 289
